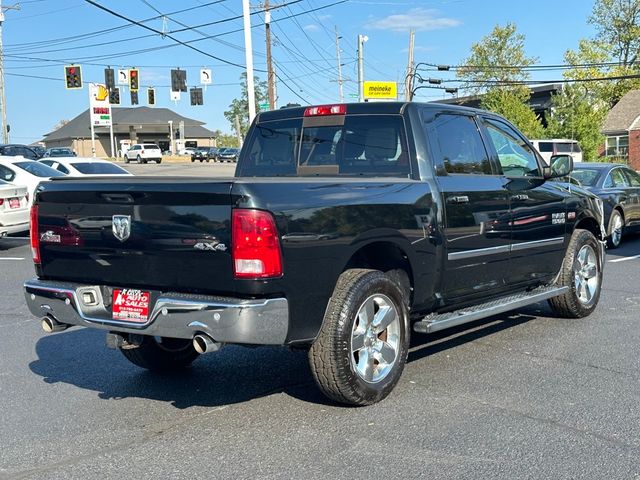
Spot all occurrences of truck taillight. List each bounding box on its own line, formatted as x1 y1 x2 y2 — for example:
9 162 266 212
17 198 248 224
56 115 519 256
304 104 346 117
30 204 40 264
232 209 282 279
0 198 4 206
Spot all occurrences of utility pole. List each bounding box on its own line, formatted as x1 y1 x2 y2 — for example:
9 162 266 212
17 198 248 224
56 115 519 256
242 0 256 123
404 29 415 101
264 0 276 110
357 34 368 102
0 1 19 143
335 26 344 103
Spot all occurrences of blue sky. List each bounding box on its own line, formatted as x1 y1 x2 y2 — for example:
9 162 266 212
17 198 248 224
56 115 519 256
3 0 596 144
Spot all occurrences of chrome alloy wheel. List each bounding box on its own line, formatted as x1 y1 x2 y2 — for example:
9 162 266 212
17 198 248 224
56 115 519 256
610 213 623 247
573 245 599 305
350 294 401 384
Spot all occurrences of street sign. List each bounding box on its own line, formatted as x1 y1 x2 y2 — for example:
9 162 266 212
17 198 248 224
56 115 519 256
363 81 397 100
89 83 112 127
200 69 212 85
117 69 128 86
259 102 270 112
348 93 359 98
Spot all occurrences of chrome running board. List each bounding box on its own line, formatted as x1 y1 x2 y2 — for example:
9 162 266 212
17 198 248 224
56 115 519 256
413 286 569 334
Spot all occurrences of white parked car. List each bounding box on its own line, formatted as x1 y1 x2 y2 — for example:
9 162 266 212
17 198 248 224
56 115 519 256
123 144 162 164
0 179 29 236
0 157 65 204
529 139 583 164
39 157 132 177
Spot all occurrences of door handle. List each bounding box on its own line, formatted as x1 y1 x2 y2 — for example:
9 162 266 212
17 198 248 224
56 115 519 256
512 194 529 201
447 195 470 204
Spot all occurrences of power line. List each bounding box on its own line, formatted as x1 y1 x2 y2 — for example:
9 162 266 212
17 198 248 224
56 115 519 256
84 0 257 70
5 0 227 51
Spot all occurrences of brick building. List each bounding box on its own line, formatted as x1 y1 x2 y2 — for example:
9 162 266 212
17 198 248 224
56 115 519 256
601 89 640 170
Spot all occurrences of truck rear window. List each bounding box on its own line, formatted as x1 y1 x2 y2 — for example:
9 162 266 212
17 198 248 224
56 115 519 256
238 115 410 177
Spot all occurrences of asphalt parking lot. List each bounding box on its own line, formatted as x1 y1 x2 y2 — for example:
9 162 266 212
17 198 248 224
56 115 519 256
1 163 639 479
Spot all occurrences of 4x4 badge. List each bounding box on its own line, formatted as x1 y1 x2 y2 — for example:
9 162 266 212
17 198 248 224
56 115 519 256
112 215 131 242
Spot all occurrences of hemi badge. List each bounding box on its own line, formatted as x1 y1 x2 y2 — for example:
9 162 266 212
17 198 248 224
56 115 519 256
567 212 576 220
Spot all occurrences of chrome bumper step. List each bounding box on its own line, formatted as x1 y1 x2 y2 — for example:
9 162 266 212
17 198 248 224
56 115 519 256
413 285 569 334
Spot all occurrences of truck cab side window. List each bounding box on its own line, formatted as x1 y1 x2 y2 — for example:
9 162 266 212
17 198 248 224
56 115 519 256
433 114 491 175
482 118 540 177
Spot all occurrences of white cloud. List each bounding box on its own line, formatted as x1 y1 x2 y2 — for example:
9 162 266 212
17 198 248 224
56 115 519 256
303 24 320 32
366 8 461 32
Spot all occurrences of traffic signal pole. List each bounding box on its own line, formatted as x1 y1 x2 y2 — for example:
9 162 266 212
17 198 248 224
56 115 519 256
0 1 19 143
88 86 96 158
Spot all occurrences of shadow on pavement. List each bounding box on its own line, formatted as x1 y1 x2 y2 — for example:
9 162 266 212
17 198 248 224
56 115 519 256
29 304 548 409
0 236 28 251
29 328 334 408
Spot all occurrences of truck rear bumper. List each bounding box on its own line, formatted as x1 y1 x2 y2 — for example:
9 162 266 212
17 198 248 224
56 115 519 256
24 279 289 345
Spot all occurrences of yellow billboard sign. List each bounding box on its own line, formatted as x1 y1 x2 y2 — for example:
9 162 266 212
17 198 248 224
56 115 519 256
363 81 397 100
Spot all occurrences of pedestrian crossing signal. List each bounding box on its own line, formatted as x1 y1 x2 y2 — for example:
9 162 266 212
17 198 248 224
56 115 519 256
147 88 155 106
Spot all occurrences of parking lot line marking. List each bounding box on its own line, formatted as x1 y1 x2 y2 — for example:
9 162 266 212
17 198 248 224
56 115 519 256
0 257 25 261
609 254 640 263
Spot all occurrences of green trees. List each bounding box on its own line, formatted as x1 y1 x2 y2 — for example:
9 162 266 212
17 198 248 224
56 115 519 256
548 0 640 160
457 23 544 139
223 72 268 139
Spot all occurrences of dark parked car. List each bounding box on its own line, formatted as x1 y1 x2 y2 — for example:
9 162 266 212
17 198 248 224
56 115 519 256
31 145 46 158
190 147 210 163
217 147 239 162
207 147 219 161
568 162 640 248
44 147 76 158
0 144 39 160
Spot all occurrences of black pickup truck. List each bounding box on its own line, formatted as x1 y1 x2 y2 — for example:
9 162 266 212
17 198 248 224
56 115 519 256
24 102 605 406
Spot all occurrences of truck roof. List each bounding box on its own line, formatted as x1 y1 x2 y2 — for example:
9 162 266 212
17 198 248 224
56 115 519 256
256 101 489 122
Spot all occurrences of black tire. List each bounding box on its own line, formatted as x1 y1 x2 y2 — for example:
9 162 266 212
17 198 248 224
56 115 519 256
308 269 410 406
124 156 129 164
120 336 199 371
548 229 603 318
136 155 142 164
607 209 624 249
156 159 162 164
191 158 195 163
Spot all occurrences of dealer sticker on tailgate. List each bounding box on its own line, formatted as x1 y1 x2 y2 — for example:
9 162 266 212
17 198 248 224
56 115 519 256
112 289 150 323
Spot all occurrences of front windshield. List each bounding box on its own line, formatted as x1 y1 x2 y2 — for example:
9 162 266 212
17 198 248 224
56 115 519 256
14 161 65 177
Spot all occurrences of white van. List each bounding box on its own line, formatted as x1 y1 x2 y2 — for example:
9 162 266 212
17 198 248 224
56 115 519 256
529 139 583 164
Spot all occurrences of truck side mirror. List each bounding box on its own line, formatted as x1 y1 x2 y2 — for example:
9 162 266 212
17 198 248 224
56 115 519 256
545 154 574 179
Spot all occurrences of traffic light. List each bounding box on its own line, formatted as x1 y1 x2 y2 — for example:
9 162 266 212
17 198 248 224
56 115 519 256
129 69 139 91
190 87 203 105
131 90 139 105
147 88 155 106
171 69 187 92
109 87 120 105
104 68 115 91
64 65 82 89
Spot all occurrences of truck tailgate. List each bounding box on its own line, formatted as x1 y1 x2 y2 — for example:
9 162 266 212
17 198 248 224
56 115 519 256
35 178 235 294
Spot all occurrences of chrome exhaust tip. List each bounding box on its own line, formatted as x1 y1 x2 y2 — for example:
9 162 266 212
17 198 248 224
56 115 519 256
41 315 69 333
193 333 221 354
